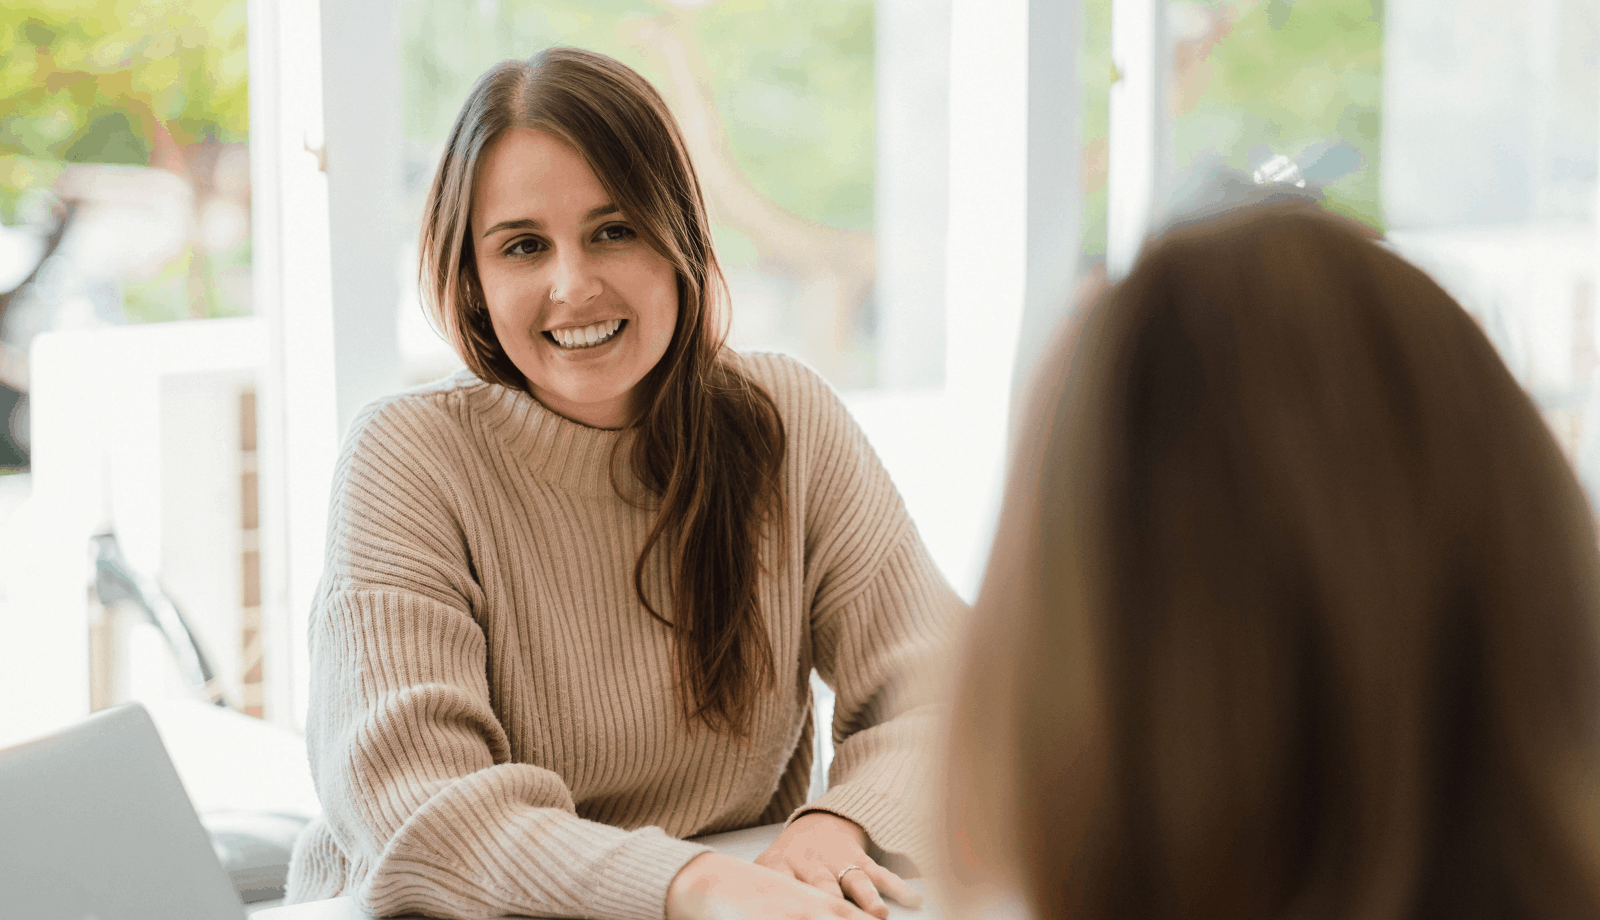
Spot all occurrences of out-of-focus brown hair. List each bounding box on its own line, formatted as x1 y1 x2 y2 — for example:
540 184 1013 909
418 48 784 738
943 201 1600 920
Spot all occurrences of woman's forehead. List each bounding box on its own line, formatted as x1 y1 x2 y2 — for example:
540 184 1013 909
472 127 611 229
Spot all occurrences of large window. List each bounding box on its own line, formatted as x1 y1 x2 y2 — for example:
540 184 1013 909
10 0 1593 754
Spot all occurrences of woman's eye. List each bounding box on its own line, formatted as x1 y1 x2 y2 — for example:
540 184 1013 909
596 224 636 243
505 237 545 257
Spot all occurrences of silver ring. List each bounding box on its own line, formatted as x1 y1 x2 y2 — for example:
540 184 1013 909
837 864 863 884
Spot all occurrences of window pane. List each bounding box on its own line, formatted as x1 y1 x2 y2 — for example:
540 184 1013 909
1143 0 1600 476
1381 0 1599 464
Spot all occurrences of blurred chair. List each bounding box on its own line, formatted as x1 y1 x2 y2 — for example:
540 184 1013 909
92 528 231 707
2 318 263 745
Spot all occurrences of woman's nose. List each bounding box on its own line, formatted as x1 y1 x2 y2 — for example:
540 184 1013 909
549 248 603 305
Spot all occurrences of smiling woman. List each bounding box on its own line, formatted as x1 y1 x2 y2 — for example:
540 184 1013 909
285 47 961 920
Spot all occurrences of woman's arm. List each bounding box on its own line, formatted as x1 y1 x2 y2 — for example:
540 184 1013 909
747 356 967 906
298 395 712 920
802 528 960 867
765 527 960 911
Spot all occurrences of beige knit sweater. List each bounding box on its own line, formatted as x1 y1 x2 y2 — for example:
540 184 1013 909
284 352 964 920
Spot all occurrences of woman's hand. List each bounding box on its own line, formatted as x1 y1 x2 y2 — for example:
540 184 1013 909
752 812 923 919
666 852 878 920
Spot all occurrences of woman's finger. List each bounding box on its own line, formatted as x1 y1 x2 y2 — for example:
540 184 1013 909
751 850 793 877
838 865 888 920
864 862 923 908
796 865 847 902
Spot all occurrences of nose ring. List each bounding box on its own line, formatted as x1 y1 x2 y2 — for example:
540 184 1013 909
551 289 566 305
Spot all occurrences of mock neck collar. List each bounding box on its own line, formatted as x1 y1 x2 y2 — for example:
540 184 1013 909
457 371 643 498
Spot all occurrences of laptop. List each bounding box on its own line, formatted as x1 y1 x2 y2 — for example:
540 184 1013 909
0 702 247 920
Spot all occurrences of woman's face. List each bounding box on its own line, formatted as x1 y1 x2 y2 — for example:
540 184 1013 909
470 127 679 429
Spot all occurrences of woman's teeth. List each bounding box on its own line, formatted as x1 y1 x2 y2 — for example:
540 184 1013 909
548 318 624 349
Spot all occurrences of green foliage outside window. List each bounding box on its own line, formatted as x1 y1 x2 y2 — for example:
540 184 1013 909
1172 0 1384 231
0 0 1382 326
404 0 874 235
0 0 250 321
1077 0 1384 269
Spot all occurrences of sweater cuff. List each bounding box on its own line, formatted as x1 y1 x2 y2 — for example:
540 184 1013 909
586 829 714 920
788 784 932 877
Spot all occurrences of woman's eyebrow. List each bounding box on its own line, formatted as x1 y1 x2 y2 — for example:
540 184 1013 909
481 217 540 238
481 204 620 239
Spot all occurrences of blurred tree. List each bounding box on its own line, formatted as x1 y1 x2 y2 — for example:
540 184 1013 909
1168 0 1384 229
1075 0 1381 276
0 0 251 320
626 8 875 378
404 0 872 231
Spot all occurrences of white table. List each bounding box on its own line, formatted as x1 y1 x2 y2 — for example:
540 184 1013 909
255 822 936 919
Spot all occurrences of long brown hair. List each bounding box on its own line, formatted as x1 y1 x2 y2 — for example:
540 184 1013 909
943 201 1600 920
418 48 784 738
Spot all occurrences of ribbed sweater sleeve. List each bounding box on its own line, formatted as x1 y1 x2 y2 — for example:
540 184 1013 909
760 357 966 875
302 397 711 920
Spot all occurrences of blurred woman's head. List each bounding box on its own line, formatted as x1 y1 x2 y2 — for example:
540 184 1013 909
944 201 1600 920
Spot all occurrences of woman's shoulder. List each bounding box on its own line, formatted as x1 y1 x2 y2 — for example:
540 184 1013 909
729 350 846 421
341 370 502 462
729 350 871 481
